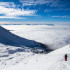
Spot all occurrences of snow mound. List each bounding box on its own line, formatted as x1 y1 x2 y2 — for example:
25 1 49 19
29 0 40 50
1 44 70 70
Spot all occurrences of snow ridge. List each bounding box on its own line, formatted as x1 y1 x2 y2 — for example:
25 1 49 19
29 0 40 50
0 26 51 52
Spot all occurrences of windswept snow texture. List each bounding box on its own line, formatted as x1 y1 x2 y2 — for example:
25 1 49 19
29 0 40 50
2 25 70 49
1 45 70 70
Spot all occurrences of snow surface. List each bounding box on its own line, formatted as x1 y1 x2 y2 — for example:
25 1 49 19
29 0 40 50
0 43 34 69
1 45 70 70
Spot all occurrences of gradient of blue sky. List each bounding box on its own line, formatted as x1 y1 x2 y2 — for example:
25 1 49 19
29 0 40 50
0 0 70 23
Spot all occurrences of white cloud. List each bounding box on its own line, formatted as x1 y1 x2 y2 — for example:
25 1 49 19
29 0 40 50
20 0 70 9
44 8 70 13
0 2 35 19
0 16 26 19
20 0 53 6
0 22 70 25
0 2 15 7
52 16 70 18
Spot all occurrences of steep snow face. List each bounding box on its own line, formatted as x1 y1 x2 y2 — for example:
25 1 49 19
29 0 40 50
2 25 70 49
1 45 70 70
0 26 39 47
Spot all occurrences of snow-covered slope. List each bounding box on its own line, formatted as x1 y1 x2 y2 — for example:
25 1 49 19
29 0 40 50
0 26 51 52
1 45 70 70
0 26 41 48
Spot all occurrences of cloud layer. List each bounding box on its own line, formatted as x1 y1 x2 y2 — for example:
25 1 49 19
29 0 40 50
20 0 70 8
0 0 70 21
52 16 70 18
0 2 35 19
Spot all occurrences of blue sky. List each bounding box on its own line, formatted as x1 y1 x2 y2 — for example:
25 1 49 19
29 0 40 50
0 0 70 24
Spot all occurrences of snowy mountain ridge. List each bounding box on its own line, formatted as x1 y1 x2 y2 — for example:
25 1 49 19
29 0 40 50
0 26 51 52
1 44 70 70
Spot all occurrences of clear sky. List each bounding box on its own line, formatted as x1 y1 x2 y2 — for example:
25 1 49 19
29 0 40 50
0 0 70 24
